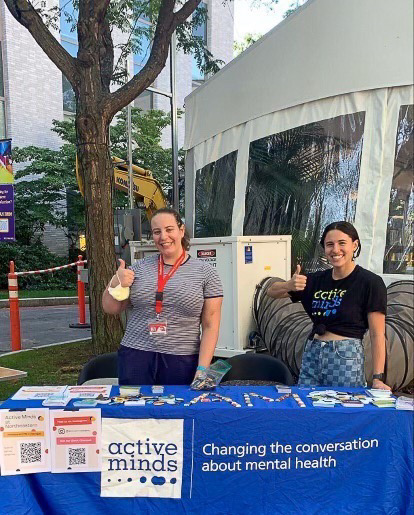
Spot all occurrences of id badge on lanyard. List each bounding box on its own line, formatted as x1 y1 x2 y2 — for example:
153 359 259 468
148 320 168 335
148 250 185 336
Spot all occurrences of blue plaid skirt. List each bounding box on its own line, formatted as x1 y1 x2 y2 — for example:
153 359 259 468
298 338 366 387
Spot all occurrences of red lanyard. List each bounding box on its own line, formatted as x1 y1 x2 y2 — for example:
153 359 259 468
155 250 186 316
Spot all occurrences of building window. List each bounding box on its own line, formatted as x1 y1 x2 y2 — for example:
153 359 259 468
383 104 414 275
134 90 153 111
244 112 365 271
60 0 78 113
132 18 153 110
133 20 151 75
192 3 207 82
0 41 6 139
195 151 237 237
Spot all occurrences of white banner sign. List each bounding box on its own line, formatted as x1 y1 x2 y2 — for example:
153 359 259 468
101 418 184 498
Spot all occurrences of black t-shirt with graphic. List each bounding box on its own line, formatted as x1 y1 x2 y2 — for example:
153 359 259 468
289 265 387 340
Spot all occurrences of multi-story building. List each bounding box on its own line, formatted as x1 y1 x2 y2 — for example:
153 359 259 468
0 0 234 254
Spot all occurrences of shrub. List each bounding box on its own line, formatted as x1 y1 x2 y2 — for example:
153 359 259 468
0 241 77 290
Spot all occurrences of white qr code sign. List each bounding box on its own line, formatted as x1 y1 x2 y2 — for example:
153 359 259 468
0 218 9 232
0 408 51 475
50 409 101 473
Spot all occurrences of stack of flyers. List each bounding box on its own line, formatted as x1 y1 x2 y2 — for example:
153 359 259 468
313 399 336 407
308 391 341 404
371 398 396 408
66 385 112 399
119 386 141 397
366 389 393 399
353 394 372 404
12 385 67 401
124 399 146 406
366 389 395 408
395 396 414 411
341 399 364 408
42 392 70 407
73 399 98 407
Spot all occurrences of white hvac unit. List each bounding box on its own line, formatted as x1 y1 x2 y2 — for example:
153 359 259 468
129 236 291 357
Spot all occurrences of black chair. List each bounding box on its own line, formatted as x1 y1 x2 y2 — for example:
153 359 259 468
77 352 118 385
222 353 294 385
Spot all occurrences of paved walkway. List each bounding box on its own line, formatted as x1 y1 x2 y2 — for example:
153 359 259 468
0 305 91 354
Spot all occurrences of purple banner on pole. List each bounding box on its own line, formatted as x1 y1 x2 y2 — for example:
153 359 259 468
0 184 15 241
0 139 13 184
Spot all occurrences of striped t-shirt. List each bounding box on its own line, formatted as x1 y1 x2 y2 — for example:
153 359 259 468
120 254 223 355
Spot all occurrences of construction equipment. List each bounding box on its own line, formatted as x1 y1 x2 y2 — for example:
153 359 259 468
76 156 167 219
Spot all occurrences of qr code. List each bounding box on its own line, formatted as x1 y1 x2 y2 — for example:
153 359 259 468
20 442 42 464
0 219 9 233
68 447 86 466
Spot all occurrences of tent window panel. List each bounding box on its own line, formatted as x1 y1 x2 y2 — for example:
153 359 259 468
195 151 237 237
244 112 365 272
383 104 414 275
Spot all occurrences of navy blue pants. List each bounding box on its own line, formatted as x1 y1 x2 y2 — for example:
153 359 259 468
118 345 199 385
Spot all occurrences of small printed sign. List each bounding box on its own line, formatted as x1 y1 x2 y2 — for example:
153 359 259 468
197 249 216 258
196 249 217 268
245 245 253 264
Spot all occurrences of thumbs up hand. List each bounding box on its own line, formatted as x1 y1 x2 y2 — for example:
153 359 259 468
115 259 135 287
289 264 307 291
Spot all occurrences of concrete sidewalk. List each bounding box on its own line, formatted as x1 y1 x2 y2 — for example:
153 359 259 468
0 297 89 308
0 304 91 353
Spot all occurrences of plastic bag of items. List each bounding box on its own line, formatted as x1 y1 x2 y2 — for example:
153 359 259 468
190 360 232 390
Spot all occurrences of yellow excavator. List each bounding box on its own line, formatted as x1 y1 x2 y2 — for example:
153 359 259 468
76 156 167 218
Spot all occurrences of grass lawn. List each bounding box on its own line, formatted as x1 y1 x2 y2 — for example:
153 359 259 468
0 340 95 401
0 289 78 300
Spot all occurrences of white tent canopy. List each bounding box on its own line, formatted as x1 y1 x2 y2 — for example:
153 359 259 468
184 0 414 280
184 0 413 150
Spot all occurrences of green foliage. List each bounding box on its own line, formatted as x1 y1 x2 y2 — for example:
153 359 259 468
0 241 77 290
0 341 94 401
175 4 224 76
10 107 182 247
52 0 224 84
234 33 262 56
110 107 184 194
13 120 83 249
283 0 308 19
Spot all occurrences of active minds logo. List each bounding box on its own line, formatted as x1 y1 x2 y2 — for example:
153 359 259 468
101 418 184 498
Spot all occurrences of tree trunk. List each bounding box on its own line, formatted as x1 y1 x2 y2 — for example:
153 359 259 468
76 100 124 354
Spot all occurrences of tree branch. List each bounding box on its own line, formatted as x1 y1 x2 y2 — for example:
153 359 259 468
4 0 79 85
174 0 202 25
105 0 202 119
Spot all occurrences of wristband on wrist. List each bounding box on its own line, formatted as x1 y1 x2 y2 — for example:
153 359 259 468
197 365 207 371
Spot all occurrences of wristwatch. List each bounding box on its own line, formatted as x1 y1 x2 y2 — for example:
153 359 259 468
372 373 384 381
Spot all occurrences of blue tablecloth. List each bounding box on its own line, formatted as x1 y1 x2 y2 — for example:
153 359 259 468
1 386 413 515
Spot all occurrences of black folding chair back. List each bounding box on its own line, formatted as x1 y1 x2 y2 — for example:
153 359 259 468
77 352 118 385
223 353 294 385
